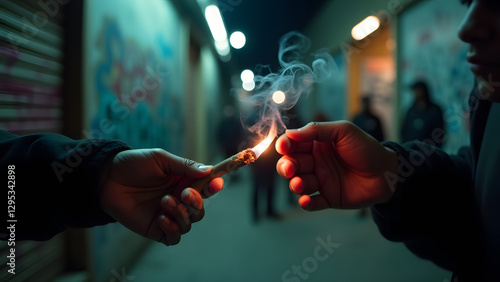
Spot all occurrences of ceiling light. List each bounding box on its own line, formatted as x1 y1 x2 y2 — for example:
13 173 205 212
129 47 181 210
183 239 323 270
205 5 227 41
351 16 380 41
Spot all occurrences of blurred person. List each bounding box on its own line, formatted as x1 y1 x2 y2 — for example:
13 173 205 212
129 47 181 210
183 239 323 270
352 95 385 217
250 138 281 222
313 112 328 122
244 108 282 222
352 95 385 142
401 80 445 147
217 105 244 182
217 104 244 158
275 0 500 280
1 129 223 246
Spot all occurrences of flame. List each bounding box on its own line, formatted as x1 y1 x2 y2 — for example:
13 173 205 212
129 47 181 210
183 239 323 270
251 123 278 158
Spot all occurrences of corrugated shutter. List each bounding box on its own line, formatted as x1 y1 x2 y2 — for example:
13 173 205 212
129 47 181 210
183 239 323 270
0 0 64 134
0 0 65 281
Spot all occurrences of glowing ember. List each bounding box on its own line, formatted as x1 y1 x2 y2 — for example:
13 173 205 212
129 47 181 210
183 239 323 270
251 123 278 158
234 148 257 164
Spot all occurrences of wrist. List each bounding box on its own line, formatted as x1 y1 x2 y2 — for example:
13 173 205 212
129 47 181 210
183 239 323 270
376 147 399 204
98 153 118 216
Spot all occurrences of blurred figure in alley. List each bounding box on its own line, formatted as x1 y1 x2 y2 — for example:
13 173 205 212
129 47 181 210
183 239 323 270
401 80 445 147
217 104 244 182
352 94 385 217
352 95 385 142
242 106 281 223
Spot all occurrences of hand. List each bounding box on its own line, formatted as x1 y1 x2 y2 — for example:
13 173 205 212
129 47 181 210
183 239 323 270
100 149 224 246
275 121 398 211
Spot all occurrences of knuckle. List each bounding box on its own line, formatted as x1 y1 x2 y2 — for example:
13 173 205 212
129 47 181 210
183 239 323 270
184 158 196 167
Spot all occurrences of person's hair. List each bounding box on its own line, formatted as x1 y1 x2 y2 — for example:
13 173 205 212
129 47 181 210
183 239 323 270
410 80 431 104
361 94 373 111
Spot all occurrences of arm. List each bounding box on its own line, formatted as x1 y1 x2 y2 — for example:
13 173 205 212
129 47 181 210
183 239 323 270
275 122 482 275
1 130 130 240
1 130 223 245
372 141 482 275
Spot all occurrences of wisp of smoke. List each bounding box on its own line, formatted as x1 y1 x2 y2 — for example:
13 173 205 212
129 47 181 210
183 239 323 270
239 31 337 140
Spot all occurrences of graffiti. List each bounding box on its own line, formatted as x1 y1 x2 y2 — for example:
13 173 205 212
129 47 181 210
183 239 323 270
91 19 183 151
399 0 473 153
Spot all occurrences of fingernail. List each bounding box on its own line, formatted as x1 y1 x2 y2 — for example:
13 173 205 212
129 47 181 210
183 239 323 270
280 162 286 171
290 182 303 194
209 183 221 194
165 195 176 208
181 189 193 203
299 195 311 208
160 214 171 224
198 165 212 172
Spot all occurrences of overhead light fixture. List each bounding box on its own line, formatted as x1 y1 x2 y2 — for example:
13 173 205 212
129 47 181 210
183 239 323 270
204 4 231 61
205 5 227 41
230 31 246 49
351 16 380 41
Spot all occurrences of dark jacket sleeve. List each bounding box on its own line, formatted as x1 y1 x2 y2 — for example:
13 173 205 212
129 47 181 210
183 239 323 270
371 141 483 276
1 130 131 241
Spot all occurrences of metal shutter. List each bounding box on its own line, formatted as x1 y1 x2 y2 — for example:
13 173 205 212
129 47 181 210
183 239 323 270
0 0 65 281
0 0 64 134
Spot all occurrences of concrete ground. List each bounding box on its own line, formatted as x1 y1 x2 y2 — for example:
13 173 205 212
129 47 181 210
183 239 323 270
129 168 452 282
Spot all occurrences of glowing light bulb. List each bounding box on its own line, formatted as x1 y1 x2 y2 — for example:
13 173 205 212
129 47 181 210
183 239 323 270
351 16 380 41
230 31 246 49
240 69 254 82
242 80 255 91
272 91 286 104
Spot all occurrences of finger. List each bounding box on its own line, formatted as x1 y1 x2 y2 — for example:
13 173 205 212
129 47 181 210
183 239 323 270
276 153 314 178
201 177 224 199
157 214 181 246
181 188 205 222
276 157 296 178
286 121 356 143
276 134 312 155
153 149 213 178
161 195 191 235
289 174 319 195
299 194 331 211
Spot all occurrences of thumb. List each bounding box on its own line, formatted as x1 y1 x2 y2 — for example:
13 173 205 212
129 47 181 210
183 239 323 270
154 149 213 178
286 121 358 144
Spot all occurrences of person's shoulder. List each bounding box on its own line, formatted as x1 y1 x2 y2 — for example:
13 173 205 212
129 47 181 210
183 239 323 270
429 102 444 113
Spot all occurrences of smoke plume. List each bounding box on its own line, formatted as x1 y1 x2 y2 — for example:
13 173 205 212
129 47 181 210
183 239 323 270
239 31 337 140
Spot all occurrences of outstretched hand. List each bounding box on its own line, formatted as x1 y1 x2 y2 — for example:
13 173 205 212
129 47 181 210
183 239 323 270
276 121 398 211
100 149 224 246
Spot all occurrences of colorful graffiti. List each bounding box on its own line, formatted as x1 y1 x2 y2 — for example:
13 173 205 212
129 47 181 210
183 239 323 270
399 0 473 153
90 19 184 152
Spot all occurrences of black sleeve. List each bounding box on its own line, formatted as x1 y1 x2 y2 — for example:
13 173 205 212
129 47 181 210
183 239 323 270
1 130 131 241
371 141 483 276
